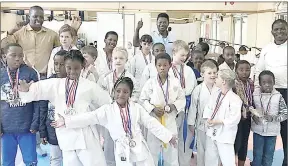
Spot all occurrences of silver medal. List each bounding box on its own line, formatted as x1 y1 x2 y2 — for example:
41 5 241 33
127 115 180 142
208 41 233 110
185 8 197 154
129 139 136 148
164 105 170 112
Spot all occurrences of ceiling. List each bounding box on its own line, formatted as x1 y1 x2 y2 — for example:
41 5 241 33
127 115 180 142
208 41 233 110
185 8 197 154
1 2 278 23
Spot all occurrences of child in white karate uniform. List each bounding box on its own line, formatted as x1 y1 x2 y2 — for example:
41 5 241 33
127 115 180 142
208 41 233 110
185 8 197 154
52 77 178 166
169 40 197 166
140 53 186 166
47 24 78 78
140 43 166 88
187 61 219 166
97 47 138 166
203 69 242 166
95 31 118 76
129 34 154 87
219 46 236 72
80 46 99 82
18 50 111 166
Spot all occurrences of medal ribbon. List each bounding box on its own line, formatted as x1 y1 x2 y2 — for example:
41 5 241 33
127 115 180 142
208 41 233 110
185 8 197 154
172 64 185 88
113 70 126 84
157 74 169 148
210 92 227 120
118 103 132 138
65 78 78 108
143 53 152 65
7 68 19 98
260 94 273 115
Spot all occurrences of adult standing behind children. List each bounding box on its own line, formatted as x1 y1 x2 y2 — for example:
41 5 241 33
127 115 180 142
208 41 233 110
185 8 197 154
1 5 81 78
254 19 287 166
133 13 175 57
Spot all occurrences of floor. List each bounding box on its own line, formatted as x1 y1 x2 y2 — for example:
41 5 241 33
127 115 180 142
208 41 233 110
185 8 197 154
14 132 284 166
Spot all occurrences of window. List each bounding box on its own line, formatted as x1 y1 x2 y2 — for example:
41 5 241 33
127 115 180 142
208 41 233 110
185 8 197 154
233 15 248 51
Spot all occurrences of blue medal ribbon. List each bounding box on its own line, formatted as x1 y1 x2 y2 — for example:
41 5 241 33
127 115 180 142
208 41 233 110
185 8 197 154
183 95 191 153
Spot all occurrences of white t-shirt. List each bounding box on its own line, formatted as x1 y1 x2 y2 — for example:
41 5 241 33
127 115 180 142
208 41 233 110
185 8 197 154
150 30 175 57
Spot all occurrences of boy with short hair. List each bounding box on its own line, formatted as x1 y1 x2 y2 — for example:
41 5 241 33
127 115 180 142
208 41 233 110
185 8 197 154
1 43 42 166
140 42 166 87
203 69 242 166
170 40 197 166
219 46 236 72
188 61 219 166
81 46 99 82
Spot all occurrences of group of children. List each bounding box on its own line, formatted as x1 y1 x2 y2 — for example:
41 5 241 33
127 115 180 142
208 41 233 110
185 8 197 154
1 23 287 166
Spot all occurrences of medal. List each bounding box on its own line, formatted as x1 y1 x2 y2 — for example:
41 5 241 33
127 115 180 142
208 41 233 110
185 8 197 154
65 78 78 115
164 105 170 112
129 139 136 148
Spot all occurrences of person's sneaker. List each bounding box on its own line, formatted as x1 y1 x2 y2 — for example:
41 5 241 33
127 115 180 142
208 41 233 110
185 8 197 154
36 145 47 157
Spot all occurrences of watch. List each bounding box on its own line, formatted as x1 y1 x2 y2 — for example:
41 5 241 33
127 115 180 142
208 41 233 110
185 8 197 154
164 105 171 112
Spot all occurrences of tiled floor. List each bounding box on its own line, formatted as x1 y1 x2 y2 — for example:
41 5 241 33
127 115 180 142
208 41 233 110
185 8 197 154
15 132 284 166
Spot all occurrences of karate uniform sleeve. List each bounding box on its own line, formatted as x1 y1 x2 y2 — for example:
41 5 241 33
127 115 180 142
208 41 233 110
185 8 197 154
138 104 173 143
254 48 267 87
222 97 242 127
47 48 57 78
185 67 197 95
97 75 109 91
272 96 288 122
65 105 108 128
139 80 155 113
29 70 44 131
187 87 200 126
91 83 112 107
19 78 57 103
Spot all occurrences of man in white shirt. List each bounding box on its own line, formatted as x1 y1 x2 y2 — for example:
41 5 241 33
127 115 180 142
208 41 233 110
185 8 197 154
255 19 287 166
133 13 175 57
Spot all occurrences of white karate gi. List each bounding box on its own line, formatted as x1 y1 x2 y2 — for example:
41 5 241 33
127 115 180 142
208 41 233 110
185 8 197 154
97 70 139 102
169 64 197 166
139 76 186 166
95 48 113 76
63 101 174 166
129 52 155 88
97 70 138 166
19 77 111 166
187 83 219 166
218 61 236 72
202 89 242 166
140 63 158 90
47 46 78 78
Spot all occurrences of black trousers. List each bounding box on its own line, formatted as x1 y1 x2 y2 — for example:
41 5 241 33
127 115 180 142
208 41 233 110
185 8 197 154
234 118 251 161
276 88 287 166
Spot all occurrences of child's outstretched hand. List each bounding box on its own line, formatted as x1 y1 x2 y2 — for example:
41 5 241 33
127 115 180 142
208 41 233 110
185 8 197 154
51 114 66 128
169 135 178 148
18 80 33 92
